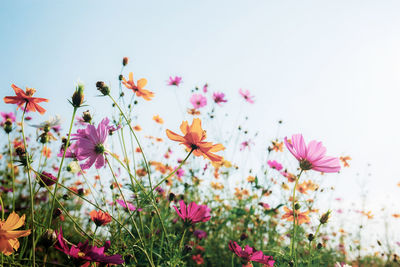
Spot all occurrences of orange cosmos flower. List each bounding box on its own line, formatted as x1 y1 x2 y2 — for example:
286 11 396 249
187 108 201 116
0 212 31 256
153 115 164 124
271 140 284 152
166 118 225 162
281 206 310 224
42 146 51 158
133 125 142 131
4 84 49 114
90 210 112 227
122 72 154 101
340 156 351 167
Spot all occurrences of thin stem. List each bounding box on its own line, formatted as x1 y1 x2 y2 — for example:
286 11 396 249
179 228 187 250
21 105 36 266
7 134 16 211
290 169 303 266
48 107 77 227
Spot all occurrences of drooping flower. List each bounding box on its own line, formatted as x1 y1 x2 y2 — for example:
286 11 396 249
228 241 274 267
281 206 310 224
122 72 154 101
166 118 225 162
173 200 211 224
190 94 207 109
284 134 341 173
267 160 283 171
212 92 227 106
71 118 110 170
239 89 255 104
4 84 49 114
90 210 112 227
167 76 182 86
55 228 124 266
193 230 207 240
0 212 31 256
153 115 164 124
37 171 57 187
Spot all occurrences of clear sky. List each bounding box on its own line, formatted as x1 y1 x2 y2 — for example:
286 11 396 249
1 0 400 248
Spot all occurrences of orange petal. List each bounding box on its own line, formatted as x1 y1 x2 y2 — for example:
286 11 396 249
166 129 185 142
137 78 147 89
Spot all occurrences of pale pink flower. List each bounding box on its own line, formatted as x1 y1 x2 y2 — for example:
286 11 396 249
284 134 341 173
71 118 110 170
190 94 207 109
212 92 228 106
202 84 208 93
240 140 254 151
167 76 182 86
239 89 255 104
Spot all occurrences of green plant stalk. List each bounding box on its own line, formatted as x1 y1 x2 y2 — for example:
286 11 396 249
48 107 77 227
20 105 36 266
290 169 303 266
8 134 16 211
179 228 187 250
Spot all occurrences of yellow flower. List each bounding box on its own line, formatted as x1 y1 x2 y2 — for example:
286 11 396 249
0 212 31 256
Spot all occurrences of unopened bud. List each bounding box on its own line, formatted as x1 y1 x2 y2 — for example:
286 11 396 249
294 203 301 210
71 83 85 107
82 110 92 123
307 233 314 242
53 208 62 219
319 210 331 224
122 57 129 66
40 229 57 249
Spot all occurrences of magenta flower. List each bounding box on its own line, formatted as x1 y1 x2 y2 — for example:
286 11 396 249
37 171 57 187
71 118 110 170
173 200 211 224
174 167 185 179
239 89 255 104
115 199 142 212
0 112 16 123
284 134 341 173
167 76 182 86
193 230 207 240
190 94 207 109
267 160 283 171
228 241 274 266
240 140 254 151
212 92 228 106
202 83 208 93
55 228 124 266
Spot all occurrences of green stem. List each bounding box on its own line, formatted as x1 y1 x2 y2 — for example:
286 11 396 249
92 226 98 246
7 134 15 211
48 107 77 227
179 228 187 250
290 169 303 266
21 105 36 266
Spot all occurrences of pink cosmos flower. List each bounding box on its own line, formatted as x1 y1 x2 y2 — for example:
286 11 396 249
190 94 207 109
115 199 142 212
258 202 271 210
239 89 255 104
55 228 124 265
212 92 228 106
228 241 274 266
267 160 283 171
173 200 211 224
203 83 208 93
71 118 110 170
240 140 254 151
38 171 57 187
167 76 182 86
174 167 185 179
284 134 341 173
0 112 16 123
193 230 207 240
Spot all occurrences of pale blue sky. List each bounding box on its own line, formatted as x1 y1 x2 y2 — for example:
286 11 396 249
1 0 400 249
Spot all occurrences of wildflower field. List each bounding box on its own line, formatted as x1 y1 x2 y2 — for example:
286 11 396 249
2 2 400 266
0 55 398 267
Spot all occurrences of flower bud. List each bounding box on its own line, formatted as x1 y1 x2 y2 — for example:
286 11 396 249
119 74 123 81
82 110 92 123
3 119 12 133
71 83 85 108
53 208 62 219
122 57 129 66
294 203 301 210
319 210 331 224
307 233 314 242
40 229 57 249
